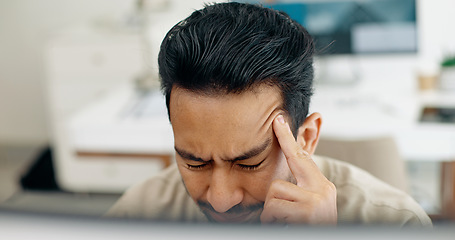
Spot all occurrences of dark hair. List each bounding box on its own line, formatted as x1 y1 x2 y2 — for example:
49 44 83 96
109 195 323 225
158 2 314 137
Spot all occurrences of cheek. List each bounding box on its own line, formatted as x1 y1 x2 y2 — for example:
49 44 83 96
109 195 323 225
267 134 291 178
273 151 292 180
177 164 209 200
244 151 290 201
234 171 270 202
266 148 293 186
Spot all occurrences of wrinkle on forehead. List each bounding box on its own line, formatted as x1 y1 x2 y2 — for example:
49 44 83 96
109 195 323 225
170 84 283 159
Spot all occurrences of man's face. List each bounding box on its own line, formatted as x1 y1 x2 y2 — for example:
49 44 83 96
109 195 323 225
169 85 295 223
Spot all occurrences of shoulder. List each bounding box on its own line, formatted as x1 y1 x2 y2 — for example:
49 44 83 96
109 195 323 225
104 164 206 222
313 155 432 227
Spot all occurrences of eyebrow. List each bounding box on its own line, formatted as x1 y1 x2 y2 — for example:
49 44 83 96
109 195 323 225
174 138 272 163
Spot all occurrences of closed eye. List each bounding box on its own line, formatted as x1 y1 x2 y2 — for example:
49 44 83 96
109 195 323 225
186 162 209 170
237 158 266 171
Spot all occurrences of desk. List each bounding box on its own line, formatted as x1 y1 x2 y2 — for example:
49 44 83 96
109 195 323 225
312 87 455 161
69 86 173 155
64 84 174 193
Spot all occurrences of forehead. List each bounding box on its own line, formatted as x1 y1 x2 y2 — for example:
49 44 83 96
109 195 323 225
169 85 283 158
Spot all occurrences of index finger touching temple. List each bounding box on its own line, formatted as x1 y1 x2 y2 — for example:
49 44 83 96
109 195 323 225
272 115 323 186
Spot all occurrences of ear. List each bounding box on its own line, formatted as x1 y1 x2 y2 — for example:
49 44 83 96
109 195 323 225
296 112 322 155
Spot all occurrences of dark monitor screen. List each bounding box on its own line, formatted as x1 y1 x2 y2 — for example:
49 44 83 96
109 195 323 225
244 0 417 55
2 210 455 239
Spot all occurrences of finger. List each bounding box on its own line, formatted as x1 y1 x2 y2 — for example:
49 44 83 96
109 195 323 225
265 180 332 215
265 179 307 203
261 198 320 224
262 197 337 225
261 198 297 224
273 115 322 185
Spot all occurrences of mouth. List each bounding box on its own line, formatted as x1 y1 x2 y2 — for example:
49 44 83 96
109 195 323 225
204 209 261 223
197 200 264 223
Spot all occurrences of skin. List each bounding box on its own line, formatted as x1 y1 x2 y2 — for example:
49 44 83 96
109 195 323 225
169 84 337 224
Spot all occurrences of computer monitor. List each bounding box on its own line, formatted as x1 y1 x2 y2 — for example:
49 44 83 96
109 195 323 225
241 0 418 84
2 209 455 239
262 0 417 55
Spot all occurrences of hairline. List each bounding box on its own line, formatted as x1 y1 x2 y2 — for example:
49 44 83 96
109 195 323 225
166 80 289 124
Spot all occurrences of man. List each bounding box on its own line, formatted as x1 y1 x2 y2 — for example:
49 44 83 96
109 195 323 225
106 2 431 226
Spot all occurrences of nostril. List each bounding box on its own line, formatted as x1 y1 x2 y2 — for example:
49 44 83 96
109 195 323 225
206 185 244 213
205 168 244 213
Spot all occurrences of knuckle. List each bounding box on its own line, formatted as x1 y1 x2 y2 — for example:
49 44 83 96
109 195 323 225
266 180 285 198
265 197 277 208
269 179 287 190
323 181 337 194
319 181 336 200
263 199 272 210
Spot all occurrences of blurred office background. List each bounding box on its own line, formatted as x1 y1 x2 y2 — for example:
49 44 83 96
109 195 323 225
1 0 455 223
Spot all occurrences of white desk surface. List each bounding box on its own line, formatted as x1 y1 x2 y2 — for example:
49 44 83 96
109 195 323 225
69 83 455 162
69 84 174 155
312 85 455 161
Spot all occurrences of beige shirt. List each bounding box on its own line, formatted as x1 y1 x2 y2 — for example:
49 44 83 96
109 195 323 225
105 155 432 226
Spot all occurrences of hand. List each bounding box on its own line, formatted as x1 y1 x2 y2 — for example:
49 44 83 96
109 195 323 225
260 115 337 225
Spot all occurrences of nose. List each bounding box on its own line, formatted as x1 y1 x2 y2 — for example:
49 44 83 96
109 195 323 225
206 168 243 213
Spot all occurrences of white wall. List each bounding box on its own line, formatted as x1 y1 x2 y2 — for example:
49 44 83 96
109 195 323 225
0 0 135 145
0 0 221 146
418 0 455 64
0 0 454 146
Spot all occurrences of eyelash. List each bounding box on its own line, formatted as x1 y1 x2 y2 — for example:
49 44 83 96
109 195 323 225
187 159 265 171
237 162 262 171
186 163 208 170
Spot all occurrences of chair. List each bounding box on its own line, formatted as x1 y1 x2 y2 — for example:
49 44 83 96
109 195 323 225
315 136 409 193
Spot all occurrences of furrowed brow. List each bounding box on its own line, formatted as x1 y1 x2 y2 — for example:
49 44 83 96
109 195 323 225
174 137 272 163
174 147 208 162
224 138 272 162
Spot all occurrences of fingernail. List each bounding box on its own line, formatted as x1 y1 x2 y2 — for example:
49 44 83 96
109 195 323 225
276 115 285 124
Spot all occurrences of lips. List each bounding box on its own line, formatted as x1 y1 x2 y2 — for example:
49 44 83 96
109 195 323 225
197 200 264 223
205 210 261 223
